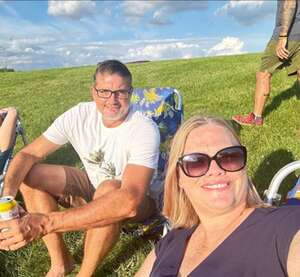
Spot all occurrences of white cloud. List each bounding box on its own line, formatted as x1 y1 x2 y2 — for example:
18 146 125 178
1 37 221 70
216 0 276 26
206 37 245 56
48 0 96 19
24 47 34 53
122 1 157 17
123 39 210 61
122 0 207 25
152 10 171 25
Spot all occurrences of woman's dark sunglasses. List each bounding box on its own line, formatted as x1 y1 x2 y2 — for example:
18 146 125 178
177 145 247 177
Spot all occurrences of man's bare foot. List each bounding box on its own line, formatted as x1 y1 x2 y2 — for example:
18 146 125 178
45 262 75 277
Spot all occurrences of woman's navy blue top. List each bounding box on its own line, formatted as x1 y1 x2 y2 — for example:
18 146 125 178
150 206 300 277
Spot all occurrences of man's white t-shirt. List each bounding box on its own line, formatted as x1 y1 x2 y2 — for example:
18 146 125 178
43 102 160 192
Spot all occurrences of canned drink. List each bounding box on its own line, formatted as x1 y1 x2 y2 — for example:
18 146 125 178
0 196 19 221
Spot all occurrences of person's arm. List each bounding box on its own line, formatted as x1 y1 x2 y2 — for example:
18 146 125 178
2 135 61 197
48 163 155 231
0 107 18 152
0 164 154 249
287 229 300 277
135 249 156 277
276 0 297 59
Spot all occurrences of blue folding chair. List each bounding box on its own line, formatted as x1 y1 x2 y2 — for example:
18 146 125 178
126 87 183 237
0 118 28 196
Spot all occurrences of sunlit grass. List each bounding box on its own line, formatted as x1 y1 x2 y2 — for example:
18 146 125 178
0 53 299 276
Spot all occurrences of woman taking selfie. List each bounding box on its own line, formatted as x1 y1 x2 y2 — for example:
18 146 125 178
136 115 300 277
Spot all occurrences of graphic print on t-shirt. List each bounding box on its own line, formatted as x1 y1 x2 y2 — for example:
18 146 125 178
85 148 117 179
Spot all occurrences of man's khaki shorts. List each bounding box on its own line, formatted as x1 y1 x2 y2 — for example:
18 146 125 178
57 166 95 208
260 39 300 75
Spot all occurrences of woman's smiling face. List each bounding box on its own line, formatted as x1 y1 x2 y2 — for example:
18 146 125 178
178 123 248 216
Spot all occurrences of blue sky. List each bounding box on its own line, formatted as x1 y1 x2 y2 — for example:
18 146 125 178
0 0 277 70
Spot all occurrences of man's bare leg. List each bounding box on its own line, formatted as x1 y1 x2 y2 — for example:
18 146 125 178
232 71 272 126
77 180 156 277
20 164 75 277
253 71 272 117
77 180 121 277
297 70 300 85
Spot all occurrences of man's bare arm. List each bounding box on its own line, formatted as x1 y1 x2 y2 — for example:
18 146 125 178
0 164 154 249
47 164 154 232
3 135 61 197
276 0 297 59
279 0 297 37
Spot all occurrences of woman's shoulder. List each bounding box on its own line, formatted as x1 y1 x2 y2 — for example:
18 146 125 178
155 226 196 254
252 206 300 233
255 205 300 219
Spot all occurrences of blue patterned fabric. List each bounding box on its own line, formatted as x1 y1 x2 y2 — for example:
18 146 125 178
286 177 300 205
131 87 183 173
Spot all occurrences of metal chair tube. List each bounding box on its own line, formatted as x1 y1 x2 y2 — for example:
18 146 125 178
264 161 300 204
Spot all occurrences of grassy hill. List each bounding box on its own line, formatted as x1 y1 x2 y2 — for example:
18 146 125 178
0 53 299 276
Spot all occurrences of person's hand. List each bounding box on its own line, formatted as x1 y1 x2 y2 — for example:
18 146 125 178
0 213 49 251
276 37 289 60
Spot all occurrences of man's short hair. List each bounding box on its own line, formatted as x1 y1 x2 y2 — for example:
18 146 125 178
93 60 132 85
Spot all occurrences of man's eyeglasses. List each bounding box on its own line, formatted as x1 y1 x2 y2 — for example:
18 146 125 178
94 87 133 99
177 145 247 177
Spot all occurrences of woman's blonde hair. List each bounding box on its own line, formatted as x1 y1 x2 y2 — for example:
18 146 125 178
163 115 265 228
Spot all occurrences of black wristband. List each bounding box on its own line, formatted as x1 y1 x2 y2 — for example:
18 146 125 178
279 35 287 38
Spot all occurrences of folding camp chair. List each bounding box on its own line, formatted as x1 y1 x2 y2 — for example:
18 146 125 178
264 161 300 205
125 87 183 237
0 118 28 196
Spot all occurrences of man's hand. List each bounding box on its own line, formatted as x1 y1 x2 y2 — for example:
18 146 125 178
276 37 289 60
0 213 49 251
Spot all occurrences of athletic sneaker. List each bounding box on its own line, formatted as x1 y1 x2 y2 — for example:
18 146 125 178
232 112 263 126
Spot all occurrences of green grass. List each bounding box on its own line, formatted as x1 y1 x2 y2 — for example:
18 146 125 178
0 53 300 276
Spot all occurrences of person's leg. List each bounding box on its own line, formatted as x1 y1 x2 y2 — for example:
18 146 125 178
232 71 271 126
0 107 18 152
253 71 272 117
232 40 279 126
20 164 75 277
297 70 300 84
78 180 156 277
77 180 121 277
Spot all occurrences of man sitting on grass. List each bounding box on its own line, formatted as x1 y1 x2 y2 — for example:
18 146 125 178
0 60 160 277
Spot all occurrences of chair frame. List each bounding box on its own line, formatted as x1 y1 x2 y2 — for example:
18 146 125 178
0 119 28 196
264 161 300 205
